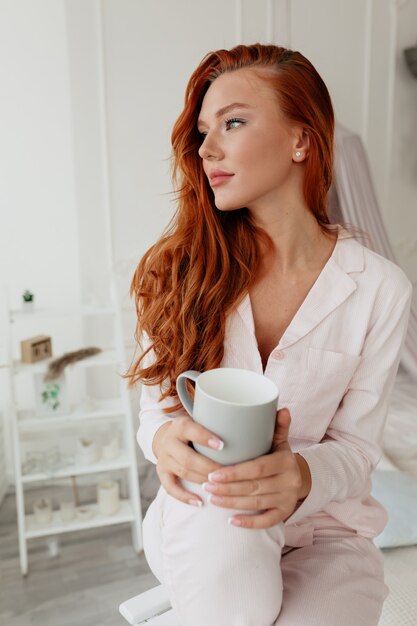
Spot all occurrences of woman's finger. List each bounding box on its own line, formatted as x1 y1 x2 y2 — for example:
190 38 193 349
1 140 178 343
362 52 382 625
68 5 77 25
160 471 204 507
167 452 215 484
203 474 282 497
228 508 286 529
168 435 223 476
208 449 294 483
271 408 292 452
173 416 224 451
206 491 293 512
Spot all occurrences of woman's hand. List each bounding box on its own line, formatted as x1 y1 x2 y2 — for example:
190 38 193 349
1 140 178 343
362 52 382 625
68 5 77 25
202 409 312 528
153 416 224 506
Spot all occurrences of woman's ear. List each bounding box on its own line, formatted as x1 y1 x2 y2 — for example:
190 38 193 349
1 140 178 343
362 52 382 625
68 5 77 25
292 129 310 162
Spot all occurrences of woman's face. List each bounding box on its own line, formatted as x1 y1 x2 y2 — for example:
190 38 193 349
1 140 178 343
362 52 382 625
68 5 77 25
197 68 305 213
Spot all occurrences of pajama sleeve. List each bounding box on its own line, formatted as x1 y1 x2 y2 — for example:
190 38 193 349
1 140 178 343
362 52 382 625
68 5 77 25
286 279 413 526
136 335 185 464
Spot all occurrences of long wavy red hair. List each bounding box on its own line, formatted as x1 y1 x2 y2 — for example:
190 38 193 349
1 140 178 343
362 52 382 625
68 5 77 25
126 44 338 409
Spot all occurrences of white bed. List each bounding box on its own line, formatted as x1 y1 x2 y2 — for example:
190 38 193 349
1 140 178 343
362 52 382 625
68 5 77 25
380 545 417 625
375 369 417 626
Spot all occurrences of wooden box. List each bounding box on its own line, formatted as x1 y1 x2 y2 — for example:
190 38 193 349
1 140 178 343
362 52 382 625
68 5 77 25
20 336 52 364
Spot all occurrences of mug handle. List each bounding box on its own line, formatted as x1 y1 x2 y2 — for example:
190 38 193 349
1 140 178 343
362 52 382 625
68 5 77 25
176 370 201 417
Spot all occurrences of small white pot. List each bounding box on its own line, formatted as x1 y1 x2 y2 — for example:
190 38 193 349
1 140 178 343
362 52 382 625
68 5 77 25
76 437 99 465
22 300 34 312
76 506 94 521
33 497 52 525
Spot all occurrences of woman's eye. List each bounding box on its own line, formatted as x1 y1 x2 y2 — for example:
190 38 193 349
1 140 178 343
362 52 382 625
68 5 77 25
225 118 244 130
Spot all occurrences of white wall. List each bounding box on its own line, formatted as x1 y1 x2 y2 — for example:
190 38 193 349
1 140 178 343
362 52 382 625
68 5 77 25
0 0 81 313
0 0 84 484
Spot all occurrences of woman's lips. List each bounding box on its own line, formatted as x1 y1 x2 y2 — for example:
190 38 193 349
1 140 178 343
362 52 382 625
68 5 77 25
209 173 234 187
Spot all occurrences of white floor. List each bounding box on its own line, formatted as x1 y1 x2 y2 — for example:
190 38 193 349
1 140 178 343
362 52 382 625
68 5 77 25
0 485 158 626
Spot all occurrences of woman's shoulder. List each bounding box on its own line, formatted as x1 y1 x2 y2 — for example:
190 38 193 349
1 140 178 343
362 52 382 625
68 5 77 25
337 229 412 300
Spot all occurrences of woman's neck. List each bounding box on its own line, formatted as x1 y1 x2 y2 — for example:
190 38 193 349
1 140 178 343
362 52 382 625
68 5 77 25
254 210 337 277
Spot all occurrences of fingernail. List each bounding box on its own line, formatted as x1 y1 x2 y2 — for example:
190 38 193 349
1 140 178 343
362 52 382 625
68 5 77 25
188 499 203 507
208 494 223 505
228 517 242 527
208 471 225 481
202 482 217 493
208 438 224 450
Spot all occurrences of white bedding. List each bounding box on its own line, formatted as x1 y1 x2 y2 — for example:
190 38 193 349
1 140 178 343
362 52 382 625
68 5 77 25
380 545 417 626
378 368 417 625
383 368 417 478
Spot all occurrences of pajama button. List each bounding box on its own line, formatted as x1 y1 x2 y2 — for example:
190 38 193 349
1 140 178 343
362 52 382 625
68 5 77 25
272 350 284 360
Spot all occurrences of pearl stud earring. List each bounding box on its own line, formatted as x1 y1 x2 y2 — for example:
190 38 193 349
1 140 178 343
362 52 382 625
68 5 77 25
295 151 302 157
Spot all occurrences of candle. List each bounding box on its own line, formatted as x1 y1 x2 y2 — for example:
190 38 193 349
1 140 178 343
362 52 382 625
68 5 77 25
97 480 120 516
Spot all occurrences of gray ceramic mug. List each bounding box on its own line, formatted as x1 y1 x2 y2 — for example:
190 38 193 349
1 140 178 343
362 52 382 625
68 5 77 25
176 368 279 465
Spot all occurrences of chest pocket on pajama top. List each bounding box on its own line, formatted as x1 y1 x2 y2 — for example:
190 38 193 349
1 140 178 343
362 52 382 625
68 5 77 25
307 347 361 381
288 348 361 442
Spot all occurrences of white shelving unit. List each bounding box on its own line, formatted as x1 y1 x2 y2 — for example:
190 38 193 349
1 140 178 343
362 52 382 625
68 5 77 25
4 283 143 575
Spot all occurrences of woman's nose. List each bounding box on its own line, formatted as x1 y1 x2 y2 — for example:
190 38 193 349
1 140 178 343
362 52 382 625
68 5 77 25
198 133 223 160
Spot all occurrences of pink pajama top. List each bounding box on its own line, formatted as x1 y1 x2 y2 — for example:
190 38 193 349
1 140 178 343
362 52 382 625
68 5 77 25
136 230 413 547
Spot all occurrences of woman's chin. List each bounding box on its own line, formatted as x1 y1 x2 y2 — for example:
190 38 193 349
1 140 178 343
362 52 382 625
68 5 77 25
214 202 245 212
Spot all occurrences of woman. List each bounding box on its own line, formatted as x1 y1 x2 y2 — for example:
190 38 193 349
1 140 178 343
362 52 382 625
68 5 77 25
127 44 412 625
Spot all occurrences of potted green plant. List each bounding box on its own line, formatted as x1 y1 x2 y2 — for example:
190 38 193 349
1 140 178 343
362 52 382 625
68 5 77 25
22 289 34 312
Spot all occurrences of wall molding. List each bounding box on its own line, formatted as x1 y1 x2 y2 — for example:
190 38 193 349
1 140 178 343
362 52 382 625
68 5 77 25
269 0 291 47
363 0 413 214
362 0 373 144
384 0 399 208
382 0 413 209
266 0 275 42
96 0 115 273
235 0 243 44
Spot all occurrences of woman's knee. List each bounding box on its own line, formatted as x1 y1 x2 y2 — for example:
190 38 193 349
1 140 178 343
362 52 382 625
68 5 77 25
160 496 284 625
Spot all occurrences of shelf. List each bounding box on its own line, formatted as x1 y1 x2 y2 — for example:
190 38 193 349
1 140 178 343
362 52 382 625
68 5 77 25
21 454 130 483
10 305 117 321
25 499 135 539
18 398 125 430
13 348 122 375
6 292 143 573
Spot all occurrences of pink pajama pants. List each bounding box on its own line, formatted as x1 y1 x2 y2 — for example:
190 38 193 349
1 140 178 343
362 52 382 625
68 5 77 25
143 484 388 626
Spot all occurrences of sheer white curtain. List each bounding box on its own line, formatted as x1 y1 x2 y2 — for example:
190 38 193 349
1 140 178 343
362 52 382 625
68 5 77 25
329 124 417 381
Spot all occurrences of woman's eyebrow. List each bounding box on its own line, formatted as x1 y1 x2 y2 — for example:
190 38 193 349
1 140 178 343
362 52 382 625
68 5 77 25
197 102 253 127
